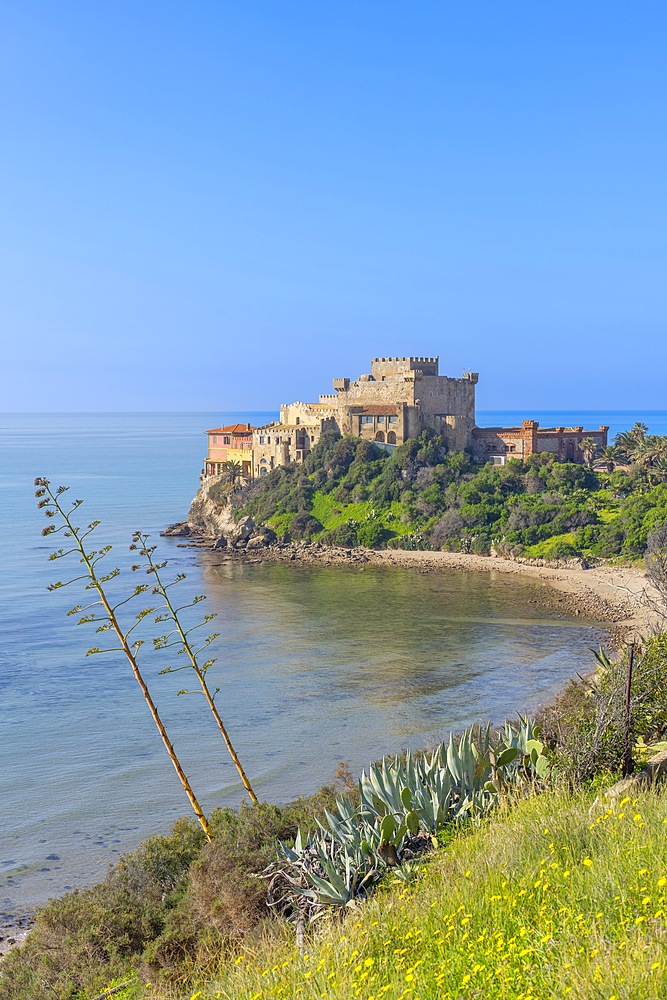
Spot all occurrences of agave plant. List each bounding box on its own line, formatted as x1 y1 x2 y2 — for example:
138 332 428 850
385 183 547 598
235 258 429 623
263 718 552 923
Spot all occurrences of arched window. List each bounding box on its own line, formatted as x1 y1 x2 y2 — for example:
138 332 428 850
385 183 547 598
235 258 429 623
387 431 396 444
375 431 385 442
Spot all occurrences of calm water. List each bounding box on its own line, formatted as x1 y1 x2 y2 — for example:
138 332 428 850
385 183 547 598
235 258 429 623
1 410 665 914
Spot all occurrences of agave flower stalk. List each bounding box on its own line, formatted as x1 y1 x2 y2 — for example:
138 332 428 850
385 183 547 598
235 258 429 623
133 532 258 806
34 479 213 840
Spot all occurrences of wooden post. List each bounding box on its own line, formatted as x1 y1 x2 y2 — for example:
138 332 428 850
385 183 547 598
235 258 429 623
622 644 635 778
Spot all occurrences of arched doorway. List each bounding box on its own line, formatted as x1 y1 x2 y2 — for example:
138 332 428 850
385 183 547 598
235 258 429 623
375 431 385 442
387 431 396 445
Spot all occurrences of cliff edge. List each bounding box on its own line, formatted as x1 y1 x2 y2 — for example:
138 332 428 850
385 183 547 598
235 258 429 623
167 478 274 550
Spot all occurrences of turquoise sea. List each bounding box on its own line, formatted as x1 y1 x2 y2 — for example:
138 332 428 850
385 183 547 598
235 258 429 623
1 410 665 917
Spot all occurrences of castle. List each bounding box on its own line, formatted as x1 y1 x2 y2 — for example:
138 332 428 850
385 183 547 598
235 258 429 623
203 356 609 478
252 356 479 477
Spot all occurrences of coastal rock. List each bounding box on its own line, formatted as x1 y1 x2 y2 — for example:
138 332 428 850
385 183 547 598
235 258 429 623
246 534 268 550
162 521 190 537
228 515 256 548
188 480 268 549
188 480 247 544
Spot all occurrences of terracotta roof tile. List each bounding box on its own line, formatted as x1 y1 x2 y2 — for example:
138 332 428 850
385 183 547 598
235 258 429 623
354 405 399 415
205 424 255 434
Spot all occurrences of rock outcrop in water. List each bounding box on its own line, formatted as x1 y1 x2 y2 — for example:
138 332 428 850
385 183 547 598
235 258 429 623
183 478 275 550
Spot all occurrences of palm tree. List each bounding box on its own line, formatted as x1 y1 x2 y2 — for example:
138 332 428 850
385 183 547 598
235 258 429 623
223 459 243 485
580 437 598 469
648 455 667 487
633 436 663 471
615 422 648 461
595 445 623 474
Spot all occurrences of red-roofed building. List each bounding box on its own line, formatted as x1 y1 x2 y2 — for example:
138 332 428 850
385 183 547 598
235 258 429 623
203 423 254 478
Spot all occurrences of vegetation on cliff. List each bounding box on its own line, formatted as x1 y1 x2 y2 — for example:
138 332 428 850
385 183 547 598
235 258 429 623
3 634 667 1000
179 786 667 1000
232 422 667 560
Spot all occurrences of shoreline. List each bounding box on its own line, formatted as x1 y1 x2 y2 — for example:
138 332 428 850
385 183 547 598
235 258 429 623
0 915 34 960
4 542 660 959
189 535 662 639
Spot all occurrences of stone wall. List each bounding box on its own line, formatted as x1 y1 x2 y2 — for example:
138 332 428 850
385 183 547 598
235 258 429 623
472 422 609 464
370 356 439 378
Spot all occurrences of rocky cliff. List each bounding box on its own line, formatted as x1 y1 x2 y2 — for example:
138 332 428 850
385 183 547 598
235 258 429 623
165 479 275 550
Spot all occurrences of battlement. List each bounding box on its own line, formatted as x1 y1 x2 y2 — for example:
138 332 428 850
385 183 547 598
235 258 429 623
371 356 439 363
371 356 439 378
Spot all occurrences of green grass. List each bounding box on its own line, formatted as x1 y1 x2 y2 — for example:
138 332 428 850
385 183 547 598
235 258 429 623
266 512 294 536
522 532 577 559
310 492 415 537
125 785 667 1000
597 508 621 524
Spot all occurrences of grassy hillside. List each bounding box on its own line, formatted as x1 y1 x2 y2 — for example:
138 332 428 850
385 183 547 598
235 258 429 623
102 786 667 999
234 426 667 560
200 787 667 1000
2 635 667 1000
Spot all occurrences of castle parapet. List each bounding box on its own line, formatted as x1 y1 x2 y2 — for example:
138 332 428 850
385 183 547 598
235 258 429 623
370 356 439 378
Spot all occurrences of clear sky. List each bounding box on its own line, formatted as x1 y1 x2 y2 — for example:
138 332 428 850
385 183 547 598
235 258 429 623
2 2 666 411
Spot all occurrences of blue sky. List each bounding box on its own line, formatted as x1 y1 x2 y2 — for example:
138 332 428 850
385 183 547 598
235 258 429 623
2 2 666 411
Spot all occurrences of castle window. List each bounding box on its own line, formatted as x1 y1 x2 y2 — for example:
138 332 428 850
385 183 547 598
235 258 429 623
223 436 230 445
360 415 373 424
259 436 265 444
389 415 397 423
377 415 386 423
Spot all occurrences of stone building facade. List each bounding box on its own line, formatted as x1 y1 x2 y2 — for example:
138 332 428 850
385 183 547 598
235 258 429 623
252 356 479 475
204 423 254 478
471 421 609 465
205 356 608 480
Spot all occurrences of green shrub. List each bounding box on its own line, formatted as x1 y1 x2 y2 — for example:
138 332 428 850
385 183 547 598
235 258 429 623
356 519 387 547
538 637 667 783
289 510 323 540
320 521 359 547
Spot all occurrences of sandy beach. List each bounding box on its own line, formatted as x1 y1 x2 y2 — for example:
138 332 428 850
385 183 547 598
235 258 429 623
203 539 664 639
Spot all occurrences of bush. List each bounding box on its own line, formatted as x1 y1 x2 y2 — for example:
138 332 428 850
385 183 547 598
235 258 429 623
0 783 343 1000
320 521 359 547
289 511 323 540
0 818 204 1000
538 637 667 783
429 510 465 548
356 520 387 548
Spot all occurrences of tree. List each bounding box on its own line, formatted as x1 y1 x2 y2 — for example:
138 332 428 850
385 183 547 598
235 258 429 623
580 437 598 469
645 525 667 606
631 436 667 485
615 421 648 461
223 459 243 485
595 445 623 474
